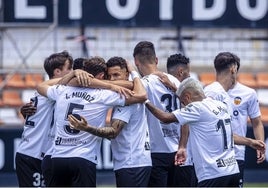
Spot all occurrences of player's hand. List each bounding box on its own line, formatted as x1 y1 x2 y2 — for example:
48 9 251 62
68 114 88 131
20 102 36 118
154 71 177 92
175 148 187 166
256 149 266 164
74 69 93 87
110 85 134 99
249 139 266 152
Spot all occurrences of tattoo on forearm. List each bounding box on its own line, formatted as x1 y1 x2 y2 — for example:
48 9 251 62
92 119 125 139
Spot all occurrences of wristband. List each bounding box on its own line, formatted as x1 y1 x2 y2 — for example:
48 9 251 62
144 99 150 105
131 71 140 79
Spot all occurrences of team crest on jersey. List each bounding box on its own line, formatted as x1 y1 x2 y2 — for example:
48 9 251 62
233 96 242 105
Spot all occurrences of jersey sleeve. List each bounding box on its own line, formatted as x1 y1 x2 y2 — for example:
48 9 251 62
172 103 201 125
247 91 261 119
204 89 224 102
47 84 65 101
100 89 126 107
112 105 133 123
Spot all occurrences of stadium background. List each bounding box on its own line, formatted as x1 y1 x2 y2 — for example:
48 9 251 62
0 0 267 186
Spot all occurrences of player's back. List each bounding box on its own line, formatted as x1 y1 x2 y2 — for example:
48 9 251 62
228 82 261 160
47 85 125 164
142 73 180 153
174 98 239 182
17 92 55 159
111 103 152 170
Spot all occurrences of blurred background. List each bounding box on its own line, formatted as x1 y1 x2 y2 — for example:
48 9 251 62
0 0 267 186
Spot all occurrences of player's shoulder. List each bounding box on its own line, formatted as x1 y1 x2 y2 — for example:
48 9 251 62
204 82 225 96
237 82 256 92
230 82 256 95
204 82 221 90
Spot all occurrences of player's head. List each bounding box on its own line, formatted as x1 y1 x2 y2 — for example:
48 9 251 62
106 56 129 81
167 53 190 82
176 77 205 106
133 41 157 77
44 51 73 79
73 57 86 70
214 52 239 74
214 52 239 89
83 56 107 80
232 54 240 72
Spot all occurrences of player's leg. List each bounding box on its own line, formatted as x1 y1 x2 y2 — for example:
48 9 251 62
71 157 96 187
237 160 245 187
115 166 151 187
173 165 198 187
50 157 72 187
198 173 240 187
41 155 52 186
149 152 176 187
15 152 44 187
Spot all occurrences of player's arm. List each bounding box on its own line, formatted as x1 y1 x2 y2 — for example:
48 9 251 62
20 101 36 119
154 71 177 92
60 70 134 98
251 116 265 142
68 114 126 139
124 71 147 105
37 78 61 97
145 100 178 123
58 69 93 87
104 80 133 90
37 70 89 97
250 116 265 163
175 125 189 166
233 133 266 152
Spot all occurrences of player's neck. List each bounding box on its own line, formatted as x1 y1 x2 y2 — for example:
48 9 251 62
216 75 232 91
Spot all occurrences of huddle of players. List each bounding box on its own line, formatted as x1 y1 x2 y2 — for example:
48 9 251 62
16 41 265 187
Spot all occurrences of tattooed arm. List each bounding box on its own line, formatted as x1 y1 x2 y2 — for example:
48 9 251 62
68 114 126 139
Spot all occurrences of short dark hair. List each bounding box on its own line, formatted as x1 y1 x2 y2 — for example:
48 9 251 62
73 57 86 70
133 41 156 63
167 53 189 70
83 56 107 77
44 51 73 79
214 52 239 73
106 56 127 70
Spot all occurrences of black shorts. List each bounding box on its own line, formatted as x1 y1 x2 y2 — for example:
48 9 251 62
41 155 52 186
15 152 45 187
237 160 245 187
115 166 151 187
149 152 176 187
198 173 240 187
173 165 198 187
50 157 96 187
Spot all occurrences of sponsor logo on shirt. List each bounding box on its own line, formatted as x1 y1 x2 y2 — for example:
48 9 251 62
216 156 237 167
162 128 179 137
55 136 88 146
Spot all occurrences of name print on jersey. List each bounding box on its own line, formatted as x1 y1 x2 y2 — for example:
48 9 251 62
212 105 228 115
66 91 95 102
